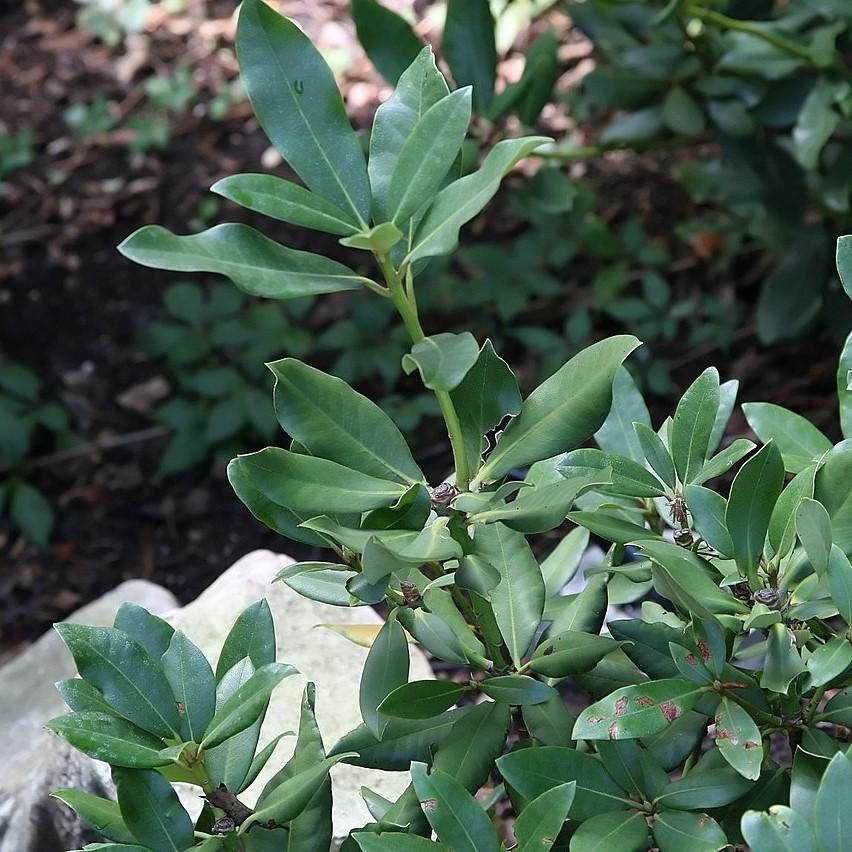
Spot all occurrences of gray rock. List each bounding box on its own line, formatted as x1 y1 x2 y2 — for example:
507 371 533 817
0 579 178 852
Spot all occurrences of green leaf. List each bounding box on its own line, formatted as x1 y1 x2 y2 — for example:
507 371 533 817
368 46 449 221
806 636 852 688
54 624 180 738
240 732 291 794
252 753 356 829
496 746 628 821
671 368 720 484
227 457 343 548
547 574 609 637
10 480 54 547
351 0 423 84
529 631 620 678
204 657 270 791
236 0 370 223
692 439 755 486
201 662 297 748
360 616 409 738
235 447 407 515
838 331 852 439
269 359 422 485
471 463 607 534
432 699 511 791
635 422 676 490
355 835 446 851
0 362 39 399
710 380 739 454
410 763 500 852
714 697 762 780
46 712 169 768
559 448 667 498
443 0 497 112
331 708 469 771
769 465 818 560
815 447 852 553
797 497 833 576
401 332 479 391
839 235 852 301
574 679 707 740
515 783 576 851
757 231 827 344
378 680 465 719
685 485 733 556
450 339 522 473
119 224 369 300
473 523 544 667
161 630 216 743
474 336 641 485
113 768 193 852
655 765 751 810
387 88 472 224
55 678 118 715
258 683 332 851
828 544 852 624
814 752 852 852
741 805 818 852
793 78 839 170
277 555 359 598
725 441 785 582
595 367 651 463
662 86 705 136
760 622 805 694
216 599 276 680
540 526 589 598
479 675 556 705
569 810 650 852
407 136 551 263
113 603 174 660
522 694 577 747
340 223 404 252
211 174 359 235
568 511 656 546
742 402 832 474
638 540 747 618
652 810 727 852
51 790 136 844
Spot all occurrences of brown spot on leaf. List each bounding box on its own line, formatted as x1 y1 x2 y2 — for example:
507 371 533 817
608 722 619 740
685 654 698 665
587 715 603 725
421 799 437 812
615 696 629 716
716 728 731 741
698 815 708 827
637 696 656 708
697 639 711 662
176 701 186 716
745 740 761 750
660 701 681 723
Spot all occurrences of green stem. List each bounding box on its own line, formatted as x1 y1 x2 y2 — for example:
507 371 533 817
687 5 813 63
376 253 472 490
805 685 828 723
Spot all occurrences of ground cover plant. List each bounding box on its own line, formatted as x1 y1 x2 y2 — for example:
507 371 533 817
570 0 852 344
44 1 852 850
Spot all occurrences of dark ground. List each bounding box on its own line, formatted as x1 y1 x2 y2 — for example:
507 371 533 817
0 0 841 656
